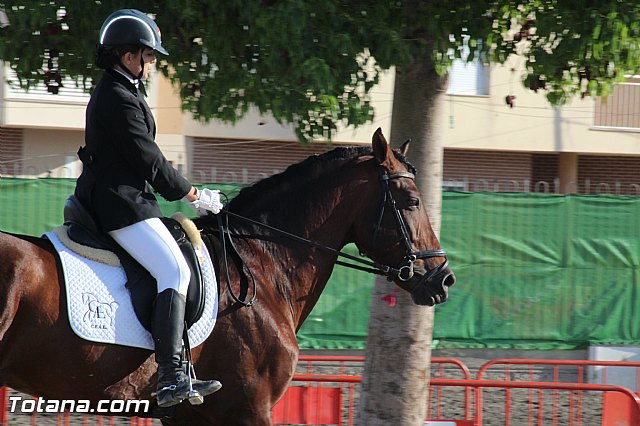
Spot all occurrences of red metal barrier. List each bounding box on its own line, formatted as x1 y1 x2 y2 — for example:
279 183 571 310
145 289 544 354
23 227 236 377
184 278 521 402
272 386 339 424
274 370 640 425
272 385 343 425
601 391 640 426
439 379 640 426
274 374 359 426
7 357 640 425
297 355 471 379
274 371 474 425
274 376 640 426
290 355 471 424
477 358 640 385
476 359 640 426
0 387 6 426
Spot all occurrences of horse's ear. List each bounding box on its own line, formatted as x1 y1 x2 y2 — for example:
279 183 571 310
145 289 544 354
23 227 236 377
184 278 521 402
372 128 389 163
398 139 410 157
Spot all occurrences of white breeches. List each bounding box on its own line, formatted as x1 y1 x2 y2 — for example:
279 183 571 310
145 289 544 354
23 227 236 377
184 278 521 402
109 217 190 296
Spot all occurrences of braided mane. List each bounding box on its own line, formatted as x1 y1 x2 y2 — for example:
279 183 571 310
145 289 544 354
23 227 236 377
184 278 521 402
228 146 414 211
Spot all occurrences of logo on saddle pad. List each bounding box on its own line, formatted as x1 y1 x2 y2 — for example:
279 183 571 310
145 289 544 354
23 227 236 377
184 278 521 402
82 292 118 330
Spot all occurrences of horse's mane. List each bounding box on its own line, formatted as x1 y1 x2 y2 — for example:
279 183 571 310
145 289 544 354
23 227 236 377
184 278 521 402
228 145 415 211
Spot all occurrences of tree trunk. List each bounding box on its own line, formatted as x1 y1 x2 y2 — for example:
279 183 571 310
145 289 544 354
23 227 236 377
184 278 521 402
356 53 447 425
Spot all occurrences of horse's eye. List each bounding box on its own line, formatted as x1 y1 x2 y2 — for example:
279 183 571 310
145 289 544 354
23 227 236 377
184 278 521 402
407 198 420 210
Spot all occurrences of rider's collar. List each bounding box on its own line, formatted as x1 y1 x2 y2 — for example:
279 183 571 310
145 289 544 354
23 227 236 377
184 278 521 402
111 68 139 89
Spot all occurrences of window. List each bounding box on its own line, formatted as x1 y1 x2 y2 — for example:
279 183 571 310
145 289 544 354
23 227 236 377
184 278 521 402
4 65 90 103
593 77 640 130
447 36 490 97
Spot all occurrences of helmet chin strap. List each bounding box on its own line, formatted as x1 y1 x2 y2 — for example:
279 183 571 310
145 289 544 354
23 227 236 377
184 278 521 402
117 51 145 81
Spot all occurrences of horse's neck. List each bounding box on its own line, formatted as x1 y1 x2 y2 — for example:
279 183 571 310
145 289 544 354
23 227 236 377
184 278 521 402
281 191 357 326
269 183 354 252
239 177 359 325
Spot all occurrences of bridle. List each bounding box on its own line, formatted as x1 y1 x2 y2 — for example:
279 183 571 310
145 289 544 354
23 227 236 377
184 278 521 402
213 167 448 306
371 170 448 282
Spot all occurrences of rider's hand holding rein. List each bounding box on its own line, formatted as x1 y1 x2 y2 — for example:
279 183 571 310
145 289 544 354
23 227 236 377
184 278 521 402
183 187 224 215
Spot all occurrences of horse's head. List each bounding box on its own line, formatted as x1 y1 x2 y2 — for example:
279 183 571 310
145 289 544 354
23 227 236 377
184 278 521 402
352 129 455 306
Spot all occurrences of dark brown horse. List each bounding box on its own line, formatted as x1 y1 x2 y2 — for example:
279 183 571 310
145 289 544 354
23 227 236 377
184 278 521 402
0 129 454 425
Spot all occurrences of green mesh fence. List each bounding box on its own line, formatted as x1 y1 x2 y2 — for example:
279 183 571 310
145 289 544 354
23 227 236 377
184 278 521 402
2 178 640 350
434 192 640 350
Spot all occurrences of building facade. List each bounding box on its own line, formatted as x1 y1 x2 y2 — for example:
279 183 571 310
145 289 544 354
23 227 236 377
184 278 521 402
1 56 640 194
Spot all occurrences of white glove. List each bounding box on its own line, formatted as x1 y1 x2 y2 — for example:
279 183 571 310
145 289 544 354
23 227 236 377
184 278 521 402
187 188 223 215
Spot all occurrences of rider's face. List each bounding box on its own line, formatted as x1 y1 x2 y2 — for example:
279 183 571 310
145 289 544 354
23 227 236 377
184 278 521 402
122 48 156 80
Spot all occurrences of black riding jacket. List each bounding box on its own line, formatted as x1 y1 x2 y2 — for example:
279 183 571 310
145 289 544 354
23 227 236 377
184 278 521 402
74 69 191 232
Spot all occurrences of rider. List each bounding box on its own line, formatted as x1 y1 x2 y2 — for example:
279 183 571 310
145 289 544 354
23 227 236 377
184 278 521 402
74 9 222 407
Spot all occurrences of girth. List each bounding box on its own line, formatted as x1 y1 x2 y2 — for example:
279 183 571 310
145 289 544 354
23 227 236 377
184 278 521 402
63 195 206 331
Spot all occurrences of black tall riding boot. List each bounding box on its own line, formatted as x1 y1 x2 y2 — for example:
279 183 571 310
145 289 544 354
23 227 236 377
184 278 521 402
152 289 222 407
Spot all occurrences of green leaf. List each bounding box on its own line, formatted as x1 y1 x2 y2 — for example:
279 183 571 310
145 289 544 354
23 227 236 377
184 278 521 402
3 1 640 142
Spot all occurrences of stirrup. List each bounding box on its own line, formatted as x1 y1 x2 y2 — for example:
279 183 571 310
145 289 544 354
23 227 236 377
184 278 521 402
152 375 190 408
183 359 204 405
175 322 221 406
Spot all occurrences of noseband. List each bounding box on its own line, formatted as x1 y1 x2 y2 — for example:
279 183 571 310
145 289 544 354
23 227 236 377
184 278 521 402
370 171 448 282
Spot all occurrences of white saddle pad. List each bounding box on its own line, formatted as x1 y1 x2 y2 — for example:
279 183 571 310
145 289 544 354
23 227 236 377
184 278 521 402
43 230 218 350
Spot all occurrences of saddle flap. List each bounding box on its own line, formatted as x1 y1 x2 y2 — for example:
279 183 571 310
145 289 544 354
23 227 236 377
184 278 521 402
43 229 219 351
60 196 207 333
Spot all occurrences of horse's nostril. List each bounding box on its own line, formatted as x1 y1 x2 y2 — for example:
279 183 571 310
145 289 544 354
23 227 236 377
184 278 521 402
443 273 456 288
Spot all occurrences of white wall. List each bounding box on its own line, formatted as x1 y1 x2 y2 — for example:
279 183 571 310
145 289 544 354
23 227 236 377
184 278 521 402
588 346 640 391
180 69 396 145
21 128 83 177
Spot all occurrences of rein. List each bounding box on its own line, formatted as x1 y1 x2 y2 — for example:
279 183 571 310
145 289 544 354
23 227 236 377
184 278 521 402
220 209 393 275
216 213 257 307
210 168 447 307
213 209 394 307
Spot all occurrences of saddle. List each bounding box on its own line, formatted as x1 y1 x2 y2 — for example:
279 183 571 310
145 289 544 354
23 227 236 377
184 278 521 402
62 195 206 332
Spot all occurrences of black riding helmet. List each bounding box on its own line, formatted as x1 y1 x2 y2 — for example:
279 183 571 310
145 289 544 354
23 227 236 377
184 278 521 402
100 9 168 55
97 9 168 79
